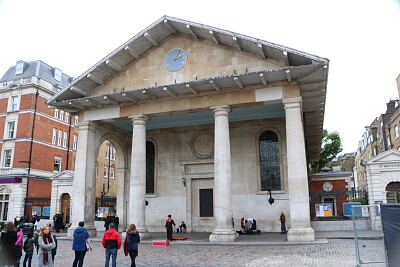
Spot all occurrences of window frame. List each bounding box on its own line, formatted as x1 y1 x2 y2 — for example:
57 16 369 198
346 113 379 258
52 128 57 145
3 149 12 168
6 121 15 139
54 68 62 82
62 131 68 147
54 156 62 172
257 129 284 193
15 62 24 75
73 135 77 150
9 95 19 112
54 109 59 118
57 130 62 146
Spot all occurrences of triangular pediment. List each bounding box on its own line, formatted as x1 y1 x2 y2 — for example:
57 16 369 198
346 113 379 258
47 15 328 108
367 149 400 164
50 170 74 181
91 34 285 97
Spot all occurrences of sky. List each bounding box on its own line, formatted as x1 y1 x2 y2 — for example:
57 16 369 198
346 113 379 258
0 0 399 153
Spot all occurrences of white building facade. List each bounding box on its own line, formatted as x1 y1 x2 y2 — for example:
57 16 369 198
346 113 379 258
47 16 329 242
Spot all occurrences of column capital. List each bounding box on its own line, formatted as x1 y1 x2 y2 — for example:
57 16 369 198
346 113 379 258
77 121 97 132
282 97 302 110
210 105 231 117
129 114 150 125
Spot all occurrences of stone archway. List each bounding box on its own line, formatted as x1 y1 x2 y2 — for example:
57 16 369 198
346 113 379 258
386 182 400 203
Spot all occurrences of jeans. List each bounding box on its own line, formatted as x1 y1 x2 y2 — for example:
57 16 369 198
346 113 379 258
72 250 87 267
23 252 33 267
128 250 138 267
105 248 118 267
281 223 287 233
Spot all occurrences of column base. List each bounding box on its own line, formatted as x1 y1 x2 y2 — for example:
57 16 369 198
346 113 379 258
287 227 315 242
209 230 238 242
138 229 152 240
67 225 97 238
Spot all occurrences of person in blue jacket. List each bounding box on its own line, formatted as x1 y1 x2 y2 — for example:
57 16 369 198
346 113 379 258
72 221 89 267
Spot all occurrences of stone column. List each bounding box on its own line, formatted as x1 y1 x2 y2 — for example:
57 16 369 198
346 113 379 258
116 167 126 232
283 97 315 242
68 121 97 237
129 115 151 239
209 105 237 242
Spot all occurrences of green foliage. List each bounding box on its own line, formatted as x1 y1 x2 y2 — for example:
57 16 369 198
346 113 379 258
309 129 343 173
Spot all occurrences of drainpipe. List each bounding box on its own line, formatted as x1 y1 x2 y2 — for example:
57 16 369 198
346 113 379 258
24 90 39 218
66 113 72 170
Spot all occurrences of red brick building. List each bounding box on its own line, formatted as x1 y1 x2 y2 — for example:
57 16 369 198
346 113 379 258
0 60 77 223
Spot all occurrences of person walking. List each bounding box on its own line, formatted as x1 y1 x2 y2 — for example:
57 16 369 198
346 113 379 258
114 215 119 232
23 232 35 267
279 212 287 234
125 224 140 267
164 214 176 241
16 225 24 266
0 221 18 266
102 223 121 267
72 221 89 267
37 225 56 267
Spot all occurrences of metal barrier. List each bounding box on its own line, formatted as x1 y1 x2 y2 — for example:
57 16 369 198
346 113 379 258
352 204 387 267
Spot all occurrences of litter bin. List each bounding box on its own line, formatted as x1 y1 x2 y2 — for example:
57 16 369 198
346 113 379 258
22 223 34 235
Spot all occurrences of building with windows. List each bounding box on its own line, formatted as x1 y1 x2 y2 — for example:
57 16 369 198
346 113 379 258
353 74 400 230
47 16 329 242
0 60 78 223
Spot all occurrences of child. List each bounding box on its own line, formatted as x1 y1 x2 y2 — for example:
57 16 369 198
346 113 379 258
23 232 35 267
15 225 23 266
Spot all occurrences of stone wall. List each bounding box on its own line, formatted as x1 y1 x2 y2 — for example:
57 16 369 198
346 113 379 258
311 219 371 231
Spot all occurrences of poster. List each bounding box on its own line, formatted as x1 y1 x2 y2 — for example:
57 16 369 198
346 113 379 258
315 204 325 217
42 206 50 216
97 207 109 218
315 203 333 217
361 206 369 217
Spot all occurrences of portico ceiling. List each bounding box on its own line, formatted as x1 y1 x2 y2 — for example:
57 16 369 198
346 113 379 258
46 15 329 161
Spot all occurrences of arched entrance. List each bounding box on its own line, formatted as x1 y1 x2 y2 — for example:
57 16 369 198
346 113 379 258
60 193 71 224
386 182 400 203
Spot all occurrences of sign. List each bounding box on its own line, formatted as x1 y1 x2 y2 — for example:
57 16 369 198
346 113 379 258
42 206 50 216
97 207 109 218
375 201 382 216
343 202 361 216
315 203 333 217
361 206 369 217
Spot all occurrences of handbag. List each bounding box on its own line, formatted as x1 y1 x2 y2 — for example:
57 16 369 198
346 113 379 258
86 239 93 252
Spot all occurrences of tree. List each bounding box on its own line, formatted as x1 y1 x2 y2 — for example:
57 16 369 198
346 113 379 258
309 129 343 173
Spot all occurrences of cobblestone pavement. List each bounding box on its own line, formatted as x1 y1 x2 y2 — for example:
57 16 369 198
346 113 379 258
24 238 386 267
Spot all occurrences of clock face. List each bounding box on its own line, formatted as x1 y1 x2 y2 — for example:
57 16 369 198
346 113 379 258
323 182 333 192
163 48 187 72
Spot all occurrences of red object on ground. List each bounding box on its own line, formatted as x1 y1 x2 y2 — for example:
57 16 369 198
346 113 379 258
152 240 170 246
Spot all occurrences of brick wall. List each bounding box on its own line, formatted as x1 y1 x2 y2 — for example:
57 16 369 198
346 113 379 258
0 98 7 113
13 141 74 171
28 179 52 197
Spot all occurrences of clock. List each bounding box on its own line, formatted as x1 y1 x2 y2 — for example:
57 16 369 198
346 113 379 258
323 182 333 192
163 48 187 72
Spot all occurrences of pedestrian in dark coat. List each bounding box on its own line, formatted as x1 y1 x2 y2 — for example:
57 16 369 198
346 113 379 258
125 224 140 267
72 221 89 267
164 214 176 241
23 232 35 267
114 215 120 232
0 221 18 266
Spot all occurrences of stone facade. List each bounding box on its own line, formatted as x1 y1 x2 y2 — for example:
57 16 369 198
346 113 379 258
48 16 329 242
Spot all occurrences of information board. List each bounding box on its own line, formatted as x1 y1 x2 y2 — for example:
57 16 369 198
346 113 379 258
343 202 361 216
97 207 109 218
315 203 333 217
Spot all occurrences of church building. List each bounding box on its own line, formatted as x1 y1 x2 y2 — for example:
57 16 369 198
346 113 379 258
47 16 329 242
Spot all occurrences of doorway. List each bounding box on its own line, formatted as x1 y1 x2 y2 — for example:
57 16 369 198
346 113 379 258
60 193 70 224
191 178 214 232
386 182 400 203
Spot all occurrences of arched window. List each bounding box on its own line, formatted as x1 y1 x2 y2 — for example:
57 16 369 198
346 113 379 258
0 186 11 221
259 131 281 191
146 141 155 194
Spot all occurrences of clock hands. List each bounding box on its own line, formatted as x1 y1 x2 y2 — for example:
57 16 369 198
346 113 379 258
174 49 181 61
